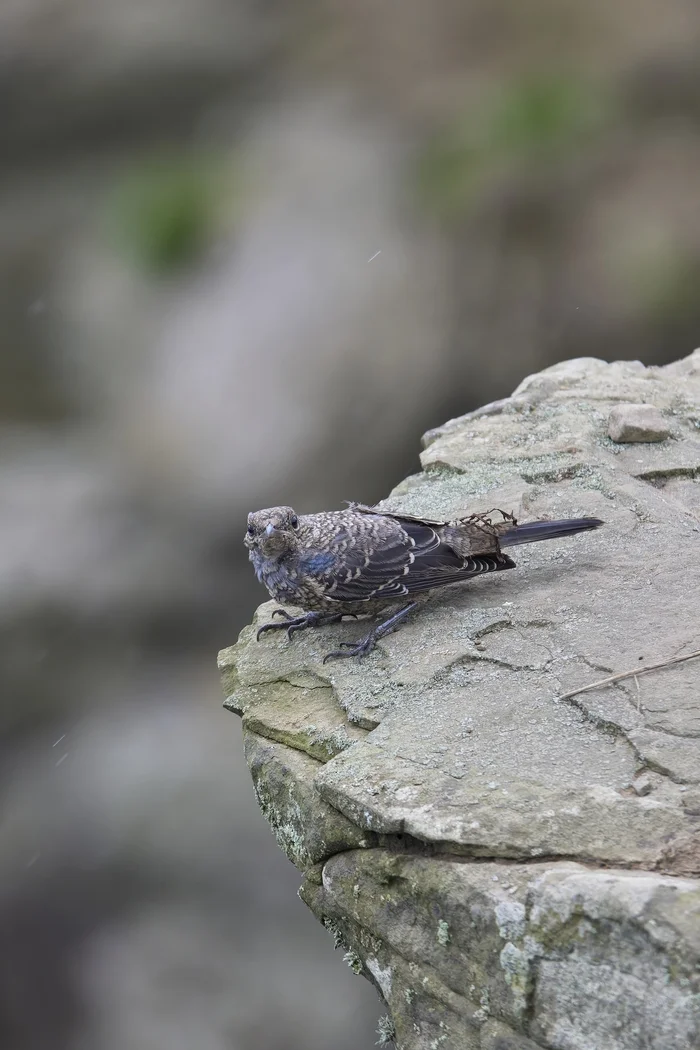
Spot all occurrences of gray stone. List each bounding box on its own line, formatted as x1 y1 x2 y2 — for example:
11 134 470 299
301 851 700 1050
608 403 671 443
221 351 700 1049
244 731 375 873
481 1020 542 1050
633 774 653 796
527 867 700 1050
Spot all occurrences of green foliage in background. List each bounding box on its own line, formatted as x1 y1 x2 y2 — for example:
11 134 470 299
417 73 611 218
108 153 228 273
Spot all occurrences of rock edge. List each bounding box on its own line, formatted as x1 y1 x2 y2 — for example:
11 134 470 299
221 351 700 1050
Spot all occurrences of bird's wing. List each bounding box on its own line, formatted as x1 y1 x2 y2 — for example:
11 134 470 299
351 504 518 558
347 501 448 527
324 518 514 603
322 518 435 602
396 550 515 596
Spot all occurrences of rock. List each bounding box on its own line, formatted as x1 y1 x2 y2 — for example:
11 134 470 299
608 403 671 443
633 774 653 796
244 731 375 873
220 352 700 1050
481 1020 542 1050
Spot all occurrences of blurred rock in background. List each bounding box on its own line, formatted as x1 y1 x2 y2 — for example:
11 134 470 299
1 0 700 1047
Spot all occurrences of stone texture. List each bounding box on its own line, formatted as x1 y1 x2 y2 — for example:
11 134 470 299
221 351 700 1050
301 851 700 1050
608 403 671 443
243 731 375 875
480 1021 543 1050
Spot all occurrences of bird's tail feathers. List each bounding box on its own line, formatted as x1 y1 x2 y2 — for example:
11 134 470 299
499 517 603 547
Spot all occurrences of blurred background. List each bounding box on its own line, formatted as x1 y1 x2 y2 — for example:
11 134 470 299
2 1 700 1047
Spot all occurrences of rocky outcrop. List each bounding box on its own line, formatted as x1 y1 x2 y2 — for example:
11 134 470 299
220 351 700 1050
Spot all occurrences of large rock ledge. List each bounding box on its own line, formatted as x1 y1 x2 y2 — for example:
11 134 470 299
219 352 700 1050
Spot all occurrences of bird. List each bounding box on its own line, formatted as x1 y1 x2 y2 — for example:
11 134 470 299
244 502 603 662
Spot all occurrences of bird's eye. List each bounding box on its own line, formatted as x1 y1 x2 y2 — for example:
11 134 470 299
290 515 298 529
247 525 255 536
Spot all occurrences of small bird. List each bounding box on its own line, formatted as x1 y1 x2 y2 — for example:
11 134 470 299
244 503 603 662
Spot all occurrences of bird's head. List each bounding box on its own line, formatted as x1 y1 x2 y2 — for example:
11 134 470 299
244 506 300 559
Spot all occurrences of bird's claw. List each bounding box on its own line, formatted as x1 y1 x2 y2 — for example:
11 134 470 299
257 621 286 640
286 621 308 639
321 601 417 662
322 636 377 663
257 610 345 643
257 609 299 639
257 615 306 640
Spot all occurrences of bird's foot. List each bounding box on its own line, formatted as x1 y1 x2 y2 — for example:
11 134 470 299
322 602 417 663
322 635 376 662
257 610 346 642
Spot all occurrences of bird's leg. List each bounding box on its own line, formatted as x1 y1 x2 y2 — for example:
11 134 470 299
257 610 348 642
322 602 418 663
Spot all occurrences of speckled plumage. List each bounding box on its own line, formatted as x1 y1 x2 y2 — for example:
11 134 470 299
244 502 603 661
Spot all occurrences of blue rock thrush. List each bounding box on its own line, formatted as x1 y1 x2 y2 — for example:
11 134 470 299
244 502 603 662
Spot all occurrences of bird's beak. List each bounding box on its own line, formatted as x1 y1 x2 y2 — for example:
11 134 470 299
265 523 275 538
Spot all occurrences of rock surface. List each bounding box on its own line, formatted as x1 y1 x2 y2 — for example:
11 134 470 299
220 351 700 1050
607 403 671 443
